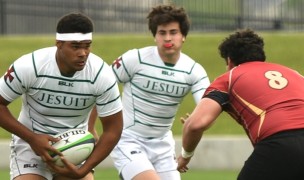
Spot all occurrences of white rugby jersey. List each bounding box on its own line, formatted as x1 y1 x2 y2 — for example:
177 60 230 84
112 46 210 138
0 46 122 136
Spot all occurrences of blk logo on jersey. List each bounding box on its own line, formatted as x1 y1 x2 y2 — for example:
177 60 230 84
162 70 175 76
113 57 122 69
130 150 141 155
58 81 74 87
4 66 15 82
24 163 38 168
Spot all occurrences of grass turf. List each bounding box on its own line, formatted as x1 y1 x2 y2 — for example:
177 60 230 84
0 168 239 180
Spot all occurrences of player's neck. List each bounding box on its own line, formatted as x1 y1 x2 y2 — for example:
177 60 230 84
159 52 180 65
55 53 76 77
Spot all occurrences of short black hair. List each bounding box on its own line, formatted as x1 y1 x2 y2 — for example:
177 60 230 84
218 28 266 66
56 12 93 33
147 5 190 37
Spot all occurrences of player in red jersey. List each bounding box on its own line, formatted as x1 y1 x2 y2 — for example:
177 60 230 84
177 29 304 180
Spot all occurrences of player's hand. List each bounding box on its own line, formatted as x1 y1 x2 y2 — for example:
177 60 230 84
47 156 86 179
28 134 62 162
177 155 191 173
180 113 190 124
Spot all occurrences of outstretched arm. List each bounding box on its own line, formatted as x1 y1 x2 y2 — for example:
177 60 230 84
177 98 222 173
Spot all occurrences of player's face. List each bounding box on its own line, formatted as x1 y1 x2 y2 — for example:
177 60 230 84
56 40 92 77
154 21 185 64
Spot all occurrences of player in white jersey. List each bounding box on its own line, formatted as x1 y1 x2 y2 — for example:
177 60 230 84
110 5 210 180
0 13 123 180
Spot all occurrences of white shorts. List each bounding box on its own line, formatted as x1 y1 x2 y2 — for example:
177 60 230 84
110 130 180 180
10 135 53 180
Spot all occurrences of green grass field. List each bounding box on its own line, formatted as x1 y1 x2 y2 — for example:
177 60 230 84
0 168 239 180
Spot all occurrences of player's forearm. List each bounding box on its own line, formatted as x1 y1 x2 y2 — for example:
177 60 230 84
80 129 122 176
182 98 221 153
81 113 123 172
182 121 203 153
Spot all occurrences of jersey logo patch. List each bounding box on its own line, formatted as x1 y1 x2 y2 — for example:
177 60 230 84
4 66 15 82
130 150 141 155
113 57 122 69
24 163 38 168
58 81 74 87
162 70 175 76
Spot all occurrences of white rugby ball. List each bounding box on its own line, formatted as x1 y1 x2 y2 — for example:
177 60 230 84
50 129 95 167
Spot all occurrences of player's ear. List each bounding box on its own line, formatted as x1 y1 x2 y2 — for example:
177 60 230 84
182 37 185 42
227 57 235 70
56 40 63 48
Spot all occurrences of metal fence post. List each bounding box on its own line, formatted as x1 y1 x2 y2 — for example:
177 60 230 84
78 0 86 13
237 0 244 29
0 0 7 35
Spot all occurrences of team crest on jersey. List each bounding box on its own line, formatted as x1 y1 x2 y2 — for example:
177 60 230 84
113 57 122 69
4 66 15 83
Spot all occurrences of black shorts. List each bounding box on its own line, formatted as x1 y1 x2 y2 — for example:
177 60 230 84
238 129 304 180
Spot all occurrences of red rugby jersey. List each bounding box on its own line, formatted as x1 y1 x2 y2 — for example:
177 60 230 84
204 61 304 145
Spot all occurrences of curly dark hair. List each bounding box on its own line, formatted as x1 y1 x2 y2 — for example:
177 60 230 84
218 29 266 66
147 4 190 37
56 12 94 33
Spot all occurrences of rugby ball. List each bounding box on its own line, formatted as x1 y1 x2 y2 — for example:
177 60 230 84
49 129 95 167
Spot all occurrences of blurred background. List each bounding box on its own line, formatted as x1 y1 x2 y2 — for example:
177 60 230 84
0 0 303 179
1 0 304 35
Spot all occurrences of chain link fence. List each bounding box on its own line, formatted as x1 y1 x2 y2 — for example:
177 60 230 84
0 0 303 35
